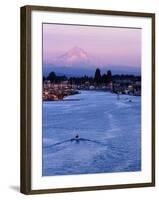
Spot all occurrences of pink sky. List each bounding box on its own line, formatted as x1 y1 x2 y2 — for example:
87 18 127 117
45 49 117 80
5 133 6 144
43 23 141 68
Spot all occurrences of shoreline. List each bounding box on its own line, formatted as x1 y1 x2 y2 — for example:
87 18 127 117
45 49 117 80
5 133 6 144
43 90 141 103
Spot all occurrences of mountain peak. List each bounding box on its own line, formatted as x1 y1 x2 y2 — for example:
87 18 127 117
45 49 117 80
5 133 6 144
70 46 85 53
58 46 90 67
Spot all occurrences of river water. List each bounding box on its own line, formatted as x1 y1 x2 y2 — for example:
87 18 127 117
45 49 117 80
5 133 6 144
42 91 141 176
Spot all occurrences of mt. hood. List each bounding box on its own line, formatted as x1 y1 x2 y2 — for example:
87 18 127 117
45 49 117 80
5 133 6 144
55 46 91 67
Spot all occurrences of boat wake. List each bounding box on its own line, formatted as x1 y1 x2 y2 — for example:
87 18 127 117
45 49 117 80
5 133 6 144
45 137 106 149
43 136 108 154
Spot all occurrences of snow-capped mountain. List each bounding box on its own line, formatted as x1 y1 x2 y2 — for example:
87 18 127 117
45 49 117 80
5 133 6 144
43 46 141 77
55 46 91 67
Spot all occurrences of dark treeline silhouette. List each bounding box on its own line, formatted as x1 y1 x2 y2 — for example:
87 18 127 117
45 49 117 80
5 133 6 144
44 68 141 84
45 71 67 83
69 76 94 85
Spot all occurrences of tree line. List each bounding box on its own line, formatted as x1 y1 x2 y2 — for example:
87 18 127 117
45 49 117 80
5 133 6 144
43 68 140 85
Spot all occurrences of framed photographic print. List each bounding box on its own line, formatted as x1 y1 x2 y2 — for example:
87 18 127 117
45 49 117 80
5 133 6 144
20 5 155 194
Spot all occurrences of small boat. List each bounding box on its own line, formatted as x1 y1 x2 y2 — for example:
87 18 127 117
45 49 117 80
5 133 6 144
75 134 80 141
70 134 80 143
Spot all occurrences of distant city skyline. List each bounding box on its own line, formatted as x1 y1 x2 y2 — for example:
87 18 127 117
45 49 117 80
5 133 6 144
43 23 141 69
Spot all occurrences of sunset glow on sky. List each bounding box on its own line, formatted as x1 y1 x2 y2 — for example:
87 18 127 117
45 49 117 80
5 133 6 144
43 23 141 69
